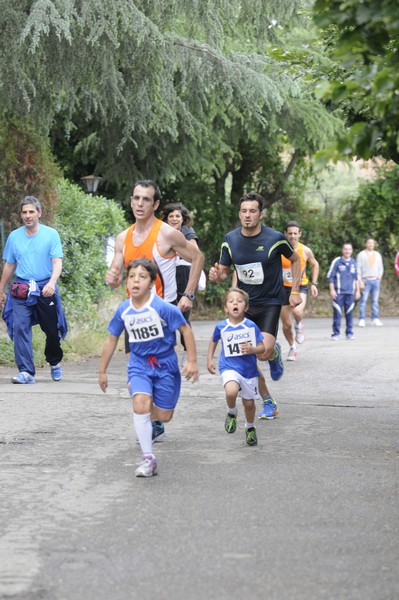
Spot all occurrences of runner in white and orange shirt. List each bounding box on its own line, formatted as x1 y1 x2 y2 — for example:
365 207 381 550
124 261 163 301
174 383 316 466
280 221 319 361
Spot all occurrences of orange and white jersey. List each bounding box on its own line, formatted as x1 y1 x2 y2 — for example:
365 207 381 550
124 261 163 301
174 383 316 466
123 219 177 302
281 242 309 287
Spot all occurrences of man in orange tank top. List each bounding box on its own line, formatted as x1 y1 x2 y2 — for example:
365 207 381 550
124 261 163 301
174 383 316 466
280 221 319 361
106 180 204 311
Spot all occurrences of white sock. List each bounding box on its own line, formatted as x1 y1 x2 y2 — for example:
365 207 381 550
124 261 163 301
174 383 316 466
227 406 237 416
246 422 255 429
133 412 152 455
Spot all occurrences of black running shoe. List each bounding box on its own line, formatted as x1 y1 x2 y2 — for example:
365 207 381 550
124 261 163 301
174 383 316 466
152 421 165 442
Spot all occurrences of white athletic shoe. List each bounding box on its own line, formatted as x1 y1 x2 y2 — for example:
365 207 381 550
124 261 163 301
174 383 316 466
372 318 383 327
135 455 158 477
294 322 305 344
358 319 365 327
286 347 297 361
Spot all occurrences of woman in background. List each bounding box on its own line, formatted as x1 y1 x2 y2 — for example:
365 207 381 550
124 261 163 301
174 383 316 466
162 202 204 364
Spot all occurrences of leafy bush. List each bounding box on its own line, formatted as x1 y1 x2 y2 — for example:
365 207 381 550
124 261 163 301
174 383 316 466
341 166 399 258
55 179 127 320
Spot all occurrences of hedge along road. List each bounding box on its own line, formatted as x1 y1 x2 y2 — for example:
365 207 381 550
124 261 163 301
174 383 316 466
0 317 398 600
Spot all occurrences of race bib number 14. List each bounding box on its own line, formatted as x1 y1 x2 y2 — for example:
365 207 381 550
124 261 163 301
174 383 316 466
221 327 257 357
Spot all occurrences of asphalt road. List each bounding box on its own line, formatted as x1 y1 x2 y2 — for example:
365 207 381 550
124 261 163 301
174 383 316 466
0 317 398 600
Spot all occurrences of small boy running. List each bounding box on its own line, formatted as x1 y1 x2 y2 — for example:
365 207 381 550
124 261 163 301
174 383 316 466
99 258 199 477
207 288 265 446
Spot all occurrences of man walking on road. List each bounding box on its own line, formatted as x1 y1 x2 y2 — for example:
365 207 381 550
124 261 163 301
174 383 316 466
209 192 302 420
0 196 67 384
280 221 319 361
356 237 384 327
327 243 360 341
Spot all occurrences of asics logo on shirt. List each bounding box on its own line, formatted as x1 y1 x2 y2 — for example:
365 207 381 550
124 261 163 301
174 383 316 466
255 246 264 251
129 315 153 325
227 331 251 342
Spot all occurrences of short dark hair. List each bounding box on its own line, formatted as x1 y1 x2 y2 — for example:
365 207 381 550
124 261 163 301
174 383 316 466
285 220 301 231
126 258 158 281
132 180 161 202
239 192 264 212
20 195 42 213
162 202 192 227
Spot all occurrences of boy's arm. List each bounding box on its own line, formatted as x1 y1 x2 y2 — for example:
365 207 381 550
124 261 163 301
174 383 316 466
240 340 265 355
207 339 218 374
98 334 119 392
179 323 199 382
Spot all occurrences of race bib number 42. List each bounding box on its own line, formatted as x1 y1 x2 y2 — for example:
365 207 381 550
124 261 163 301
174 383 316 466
124 310 164 343
235 262 264 285
221 327 257 357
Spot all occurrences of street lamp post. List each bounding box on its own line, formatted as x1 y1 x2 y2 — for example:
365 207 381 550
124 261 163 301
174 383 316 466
80 174 103 194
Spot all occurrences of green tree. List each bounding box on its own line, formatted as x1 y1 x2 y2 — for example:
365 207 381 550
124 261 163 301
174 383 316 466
0 118 61 231
313 0 399 162
0 1 342 203
340 166 399 258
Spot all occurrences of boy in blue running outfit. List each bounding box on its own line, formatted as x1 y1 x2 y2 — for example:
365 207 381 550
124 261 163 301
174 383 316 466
99 258 199 477
208 192 302 420
207 288 266 446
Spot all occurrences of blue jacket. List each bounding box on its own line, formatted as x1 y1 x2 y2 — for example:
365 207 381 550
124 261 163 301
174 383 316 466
327 257 358 295
3 278 68 340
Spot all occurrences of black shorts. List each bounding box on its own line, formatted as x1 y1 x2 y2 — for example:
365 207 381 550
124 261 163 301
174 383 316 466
284 285 309 304
245 304 281 338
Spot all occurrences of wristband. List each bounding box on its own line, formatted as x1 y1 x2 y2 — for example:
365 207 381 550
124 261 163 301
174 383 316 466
290 291 300 295
311 282 318 287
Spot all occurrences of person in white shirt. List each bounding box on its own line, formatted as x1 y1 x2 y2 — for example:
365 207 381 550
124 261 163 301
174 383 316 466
356 238 384 327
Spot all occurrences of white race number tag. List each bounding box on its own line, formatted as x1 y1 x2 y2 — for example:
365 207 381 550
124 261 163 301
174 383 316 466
282 267 292 283
221 327 257 357
235 262 264 285
124 310 164 343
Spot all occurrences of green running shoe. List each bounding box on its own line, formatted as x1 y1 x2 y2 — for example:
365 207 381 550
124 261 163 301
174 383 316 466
245 427 258 446
225 413 237 434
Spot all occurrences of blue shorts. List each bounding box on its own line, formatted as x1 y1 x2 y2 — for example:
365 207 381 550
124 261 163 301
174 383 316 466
127 353 181 410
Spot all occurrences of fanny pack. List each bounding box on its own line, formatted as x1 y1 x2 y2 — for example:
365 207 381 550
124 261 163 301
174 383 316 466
11 282 30 299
